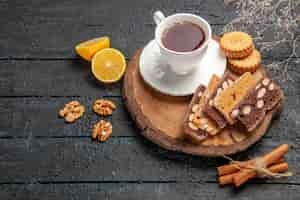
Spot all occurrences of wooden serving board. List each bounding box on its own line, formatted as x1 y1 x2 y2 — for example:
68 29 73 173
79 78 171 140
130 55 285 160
123 49 282 157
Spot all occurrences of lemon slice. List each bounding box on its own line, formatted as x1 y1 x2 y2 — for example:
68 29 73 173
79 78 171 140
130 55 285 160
91 48 126 83
75 37 110 61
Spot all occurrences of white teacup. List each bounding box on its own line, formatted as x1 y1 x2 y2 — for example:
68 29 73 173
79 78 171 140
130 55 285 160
153 11 212 76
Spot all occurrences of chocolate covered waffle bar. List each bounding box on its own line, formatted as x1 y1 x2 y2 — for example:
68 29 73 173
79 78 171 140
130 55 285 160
183 75 222 143
230 77 283 131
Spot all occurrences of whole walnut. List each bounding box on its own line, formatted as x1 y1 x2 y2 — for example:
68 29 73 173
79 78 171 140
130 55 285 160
93 99 116 116
91 120 113 142
59 101 85 123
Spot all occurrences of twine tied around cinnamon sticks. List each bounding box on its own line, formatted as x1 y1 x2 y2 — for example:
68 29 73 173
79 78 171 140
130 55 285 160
217 144 293 187
222 155 292 178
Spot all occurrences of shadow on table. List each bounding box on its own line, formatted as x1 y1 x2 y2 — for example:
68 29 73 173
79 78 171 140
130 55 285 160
70 58 122 96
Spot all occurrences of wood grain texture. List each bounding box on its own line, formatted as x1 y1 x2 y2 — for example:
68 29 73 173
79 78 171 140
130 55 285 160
0 0 233 59
0 0 298 59
0 0 236 25
0 138 299 183
0 59 298 97
1 183 300 200
0 94 298 139
0 0 300 198
0 22 296 59
0 97 134 138
0 60 121 96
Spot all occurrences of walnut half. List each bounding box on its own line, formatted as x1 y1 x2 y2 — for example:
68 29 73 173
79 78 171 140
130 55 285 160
91 120 113 142
93 99 116 116
59 101 85 123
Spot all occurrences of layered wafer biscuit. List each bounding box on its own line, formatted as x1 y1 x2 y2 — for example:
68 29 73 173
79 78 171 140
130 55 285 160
203 72 236 128
220 32 254 59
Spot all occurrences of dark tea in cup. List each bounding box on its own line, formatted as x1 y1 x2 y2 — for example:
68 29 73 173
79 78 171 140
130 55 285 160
162 21 205 52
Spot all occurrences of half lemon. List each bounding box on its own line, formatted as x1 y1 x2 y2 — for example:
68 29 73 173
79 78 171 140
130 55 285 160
91 48 126 83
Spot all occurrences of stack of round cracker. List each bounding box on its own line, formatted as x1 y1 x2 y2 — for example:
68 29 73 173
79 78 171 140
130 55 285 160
220 32 261 74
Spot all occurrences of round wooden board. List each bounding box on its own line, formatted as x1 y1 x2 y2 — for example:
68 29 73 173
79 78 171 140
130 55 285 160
123 48 281 157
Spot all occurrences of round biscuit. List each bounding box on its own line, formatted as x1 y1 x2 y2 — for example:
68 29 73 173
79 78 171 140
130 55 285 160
228 49 261 74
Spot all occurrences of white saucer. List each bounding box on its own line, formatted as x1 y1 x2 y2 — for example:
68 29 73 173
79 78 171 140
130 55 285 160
139 39 227 96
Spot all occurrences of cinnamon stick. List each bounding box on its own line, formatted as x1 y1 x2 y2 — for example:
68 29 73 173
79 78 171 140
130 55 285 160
219 172 238 186
263 144 289 166
233 144 289 187
218 160 286 186
268 162 289 173
217 160 254 176
218 157 284 176
234 169 255 187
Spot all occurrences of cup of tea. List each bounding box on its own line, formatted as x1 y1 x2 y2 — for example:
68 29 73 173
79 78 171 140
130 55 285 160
153 10 212 75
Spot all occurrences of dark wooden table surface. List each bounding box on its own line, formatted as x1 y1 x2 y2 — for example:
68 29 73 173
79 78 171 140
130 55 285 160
0 0 299 199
